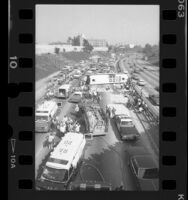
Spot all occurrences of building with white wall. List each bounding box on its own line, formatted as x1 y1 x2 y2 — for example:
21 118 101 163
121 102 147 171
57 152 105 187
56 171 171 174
36 44 108 55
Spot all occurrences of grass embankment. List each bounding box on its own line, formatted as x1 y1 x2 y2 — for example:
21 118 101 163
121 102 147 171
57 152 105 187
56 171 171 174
61 51 90 62
36 54 66 81
36 52 91 81
147 55 159 66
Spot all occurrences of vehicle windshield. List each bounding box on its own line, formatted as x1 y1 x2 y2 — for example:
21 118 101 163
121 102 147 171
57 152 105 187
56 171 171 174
73 94 81 97
143 168 159 179
47 157 68 165
35 115 49 121
59 89 66 93
121 120 133 126
42 166 68 182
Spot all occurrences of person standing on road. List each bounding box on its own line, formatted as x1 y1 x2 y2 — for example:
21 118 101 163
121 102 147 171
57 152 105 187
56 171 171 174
48 133 55 150
60 123 66 137
75 104 79 113
97 94 101 104
75 123 80 133
111 107 115 118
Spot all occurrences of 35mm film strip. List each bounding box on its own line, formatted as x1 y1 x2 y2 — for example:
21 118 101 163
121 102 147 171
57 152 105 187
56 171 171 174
8 0 186 200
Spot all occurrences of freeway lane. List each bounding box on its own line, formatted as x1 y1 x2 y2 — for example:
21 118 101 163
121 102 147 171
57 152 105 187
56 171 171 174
35 84 156 190
71 89 144 190
35 77 80 178
127 57 159 89
134 59 159 81
122 59 159 95
35 68 159 190
35 99 76 178
71 86 158 190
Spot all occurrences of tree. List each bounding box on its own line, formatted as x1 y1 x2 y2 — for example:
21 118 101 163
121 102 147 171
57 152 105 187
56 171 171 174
67 37 72 45
143 43 152 56
72 36 80 46
54 47 60 54
83 39 93 53
108 45 113 52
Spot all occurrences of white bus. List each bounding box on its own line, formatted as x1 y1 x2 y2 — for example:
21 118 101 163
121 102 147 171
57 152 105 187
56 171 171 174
35 101 58 133
38 133 86 190
57 84 71 98
89 73 128 85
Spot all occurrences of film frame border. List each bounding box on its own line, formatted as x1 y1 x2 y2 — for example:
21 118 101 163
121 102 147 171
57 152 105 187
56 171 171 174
8 0 186 199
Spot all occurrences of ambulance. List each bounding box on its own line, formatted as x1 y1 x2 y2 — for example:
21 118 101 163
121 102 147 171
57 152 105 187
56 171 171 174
35 101 58 132
57 84 71 98
37 132 86 190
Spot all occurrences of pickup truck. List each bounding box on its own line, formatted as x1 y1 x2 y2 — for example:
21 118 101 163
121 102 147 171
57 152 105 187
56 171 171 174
129 155 159 191
114 115 140 141
107 104 140 141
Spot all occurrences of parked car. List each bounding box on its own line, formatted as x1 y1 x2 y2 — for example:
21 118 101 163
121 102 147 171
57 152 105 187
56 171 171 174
126 147 159 191
129 155 159 191
149 94 159 106
137 79 146 86
68 92 82 103
132 75 139 80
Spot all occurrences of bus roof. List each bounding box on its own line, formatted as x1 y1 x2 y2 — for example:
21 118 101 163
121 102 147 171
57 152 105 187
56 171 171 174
59 84 70 90
36 101 57 113
46 133 84 169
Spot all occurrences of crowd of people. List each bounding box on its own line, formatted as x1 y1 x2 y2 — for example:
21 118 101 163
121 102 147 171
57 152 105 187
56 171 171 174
45 113 81 150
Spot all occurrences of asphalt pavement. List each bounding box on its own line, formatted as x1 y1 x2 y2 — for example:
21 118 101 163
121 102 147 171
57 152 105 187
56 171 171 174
35 59 159 190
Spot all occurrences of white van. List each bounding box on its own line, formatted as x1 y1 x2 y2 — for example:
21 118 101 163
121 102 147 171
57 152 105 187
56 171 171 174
57 84 71 98
35 101 58 132
38 133 86 190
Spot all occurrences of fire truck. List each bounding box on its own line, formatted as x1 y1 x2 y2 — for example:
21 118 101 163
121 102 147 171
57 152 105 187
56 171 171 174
35 101 58 133
81 98 106 138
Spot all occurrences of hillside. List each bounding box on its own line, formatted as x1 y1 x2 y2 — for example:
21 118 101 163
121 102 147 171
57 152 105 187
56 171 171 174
36 52 90 81
36 54 66 81
143 44 159 66
61 51 90 62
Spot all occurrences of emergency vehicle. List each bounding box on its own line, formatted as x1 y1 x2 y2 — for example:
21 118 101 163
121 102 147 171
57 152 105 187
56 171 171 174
35 101 58 133
57 84 71 98
81 98 106 137
37 132 86 190
84 105 106 137
89 73 128 85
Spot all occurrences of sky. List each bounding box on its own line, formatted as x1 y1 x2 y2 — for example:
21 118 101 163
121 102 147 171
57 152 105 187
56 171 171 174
36 5 159 46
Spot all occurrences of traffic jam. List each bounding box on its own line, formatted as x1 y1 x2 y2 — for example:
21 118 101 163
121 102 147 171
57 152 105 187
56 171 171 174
35 53 159 191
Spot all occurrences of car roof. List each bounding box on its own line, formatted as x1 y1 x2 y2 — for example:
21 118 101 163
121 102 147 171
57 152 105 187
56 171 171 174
74 91 82 95
132 155 157 169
